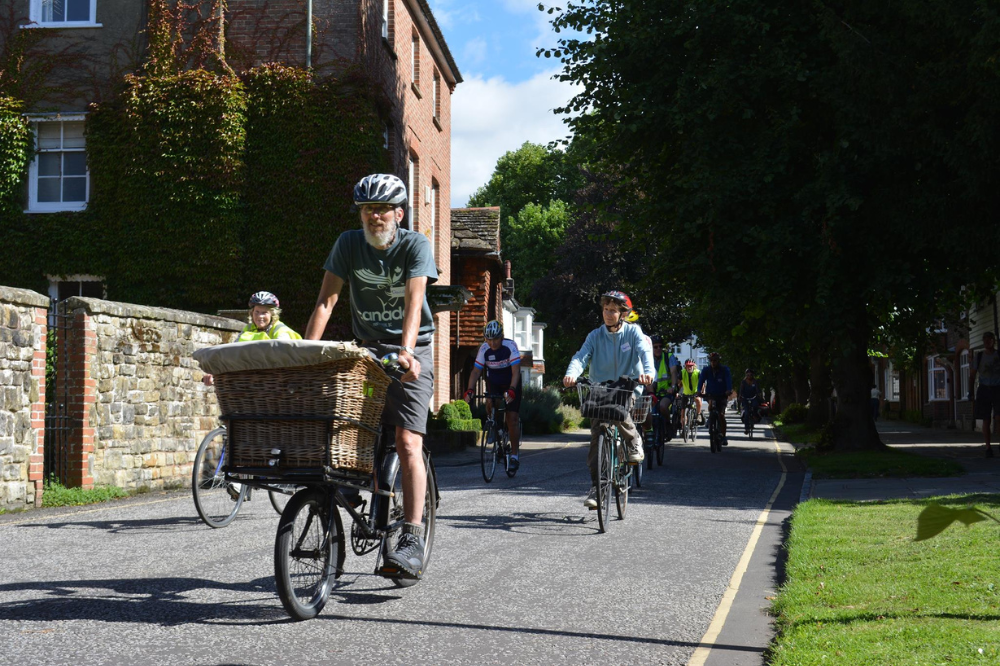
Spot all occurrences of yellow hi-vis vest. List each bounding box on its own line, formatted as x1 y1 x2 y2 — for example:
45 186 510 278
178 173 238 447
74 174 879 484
681 368 700 395
238 321 302 342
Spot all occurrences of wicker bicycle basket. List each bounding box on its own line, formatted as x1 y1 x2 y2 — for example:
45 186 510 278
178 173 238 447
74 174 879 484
213 357 390 474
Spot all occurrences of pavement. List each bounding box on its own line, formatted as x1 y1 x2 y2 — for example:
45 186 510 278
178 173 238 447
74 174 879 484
806 418 1000 501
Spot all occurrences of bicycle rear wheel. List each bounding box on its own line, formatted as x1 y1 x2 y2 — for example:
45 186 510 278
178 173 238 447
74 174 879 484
595 431 613 533
274 488 338 620
383 450 437 587
192 427 246 528
480 424 498 483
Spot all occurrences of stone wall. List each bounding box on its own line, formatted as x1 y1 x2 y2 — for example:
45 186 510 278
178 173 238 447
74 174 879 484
0 287 49 509
62 297 244 491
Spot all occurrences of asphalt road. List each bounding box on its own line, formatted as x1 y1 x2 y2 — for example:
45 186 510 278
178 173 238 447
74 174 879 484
1 417 802 666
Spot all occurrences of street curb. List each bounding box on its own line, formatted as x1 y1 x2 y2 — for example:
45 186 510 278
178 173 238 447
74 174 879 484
799 470 813 503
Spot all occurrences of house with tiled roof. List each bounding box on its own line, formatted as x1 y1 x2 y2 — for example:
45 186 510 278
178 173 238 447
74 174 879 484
450 207 547 398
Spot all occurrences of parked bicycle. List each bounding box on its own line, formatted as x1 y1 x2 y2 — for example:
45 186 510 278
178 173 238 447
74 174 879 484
191 426 298 528
577 378 649 533
479 393 518 482
192 341 440 621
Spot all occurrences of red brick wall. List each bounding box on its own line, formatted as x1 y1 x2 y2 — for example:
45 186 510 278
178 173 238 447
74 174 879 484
66 310 98 489
29 307 47 506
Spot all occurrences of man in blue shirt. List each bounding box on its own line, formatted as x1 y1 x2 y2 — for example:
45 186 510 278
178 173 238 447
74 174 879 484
699 352 734 446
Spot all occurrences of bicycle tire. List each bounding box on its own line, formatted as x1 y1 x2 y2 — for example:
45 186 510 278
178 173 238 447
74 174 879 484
595 431 612 533
656 440 665 466
633 450 643 487
384 450 437 588
480 424 498 483
274 488 337 620
502 429 517 478
613 435 629 519
269 485 298 515
709 413 721 453
192 427 246 528
646 423 655 471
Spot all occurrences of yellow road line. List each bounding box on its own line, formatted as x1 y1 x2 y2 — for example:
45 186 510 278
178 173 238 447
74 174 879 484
688 437 787 666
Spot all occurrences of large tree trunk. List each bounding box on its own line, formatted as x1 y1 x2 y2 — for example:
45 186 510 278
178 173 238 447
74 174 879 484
807 347 831 428
830 328 884 451
792 361 810 405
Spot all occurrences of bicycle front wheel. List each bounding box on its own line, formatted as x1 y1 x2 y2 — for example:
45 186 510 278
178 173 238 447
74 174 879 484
596 431 613 534
384 450 437 588
502 429 517 478
614 439 629 520
481 425 498 483
274 488 337 620
192 427 245 528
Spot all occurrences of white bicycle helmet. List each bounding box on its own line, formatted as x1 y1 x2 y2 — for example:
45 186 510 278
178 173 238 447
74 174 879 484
483 320 502 339
353 173 407 207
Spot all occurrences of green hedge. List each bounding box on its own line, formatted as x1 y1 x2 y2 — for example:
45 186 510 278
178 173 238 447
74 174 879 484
428 400 481 432
779 402 808 425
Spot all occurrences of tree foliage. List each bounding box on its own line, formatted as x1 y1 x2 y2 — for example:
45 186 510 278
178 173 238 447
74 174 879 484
542 0 1000 448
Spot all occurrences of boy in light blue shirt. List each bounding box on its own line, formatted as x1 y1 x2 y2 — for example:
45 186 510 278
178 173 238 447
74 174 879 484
564 291 654 508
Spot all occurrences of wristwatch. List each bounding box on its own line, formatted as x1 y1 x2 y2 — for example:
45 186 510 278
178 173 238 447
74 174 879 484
400 345 415 356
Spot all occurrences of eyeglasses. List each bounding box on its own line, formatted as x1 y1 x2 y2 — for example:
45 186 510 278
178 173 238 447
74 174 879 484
361 204 396 217
652 345 662 349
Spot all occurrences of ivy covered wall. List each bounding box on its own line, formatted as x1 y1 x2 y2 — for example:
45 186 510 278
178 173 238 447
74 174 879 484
0 65 388 332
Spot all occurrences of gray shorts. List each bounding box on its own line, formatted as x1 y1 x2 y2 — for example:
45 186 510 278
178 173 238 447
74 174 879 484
362 341 434 436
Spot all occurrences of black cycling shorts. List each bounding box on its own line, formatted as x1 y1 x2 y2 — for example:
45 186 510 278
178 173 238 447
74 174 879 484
974 385 1000 421
707 393 728 414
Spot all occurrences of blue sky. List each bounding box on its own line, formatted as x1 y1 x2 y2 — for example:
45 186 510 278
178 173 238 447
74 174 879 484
427 0 583 207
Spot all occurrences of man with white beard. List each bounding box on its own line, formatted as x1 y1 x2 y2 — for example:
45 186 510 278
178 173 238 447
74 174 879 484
305 173 438 581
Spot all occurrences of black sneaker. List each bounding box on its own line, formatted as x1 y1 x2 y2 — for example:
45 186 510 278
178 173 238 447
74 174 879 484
987 446 995 459
383 532 425 579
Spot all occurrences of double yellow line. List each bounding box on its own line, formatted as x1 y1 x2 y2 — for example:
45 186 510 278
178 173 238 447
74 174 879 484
688 438 788 666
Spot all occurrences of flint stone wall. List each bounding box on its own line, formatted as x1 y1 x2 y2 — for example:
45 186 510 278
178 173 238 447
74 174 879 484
65 297 244 491
0 286 48 509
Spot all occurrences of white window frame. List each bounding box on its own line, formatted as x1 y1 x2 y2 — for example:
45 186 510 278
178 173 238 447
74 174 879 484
432 70 440 119
406 156 417 231
928 356 949 402
428 182 438 261
411 32 420 86
885 361 900 402
960 350 970 400
26 114 90 213
28 0 101 28
381 0 389 40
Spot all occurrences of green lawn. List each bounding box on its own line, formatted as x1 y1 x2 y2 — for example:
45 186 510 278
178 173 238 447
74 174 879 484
768 495 1000 665
799 448 965 479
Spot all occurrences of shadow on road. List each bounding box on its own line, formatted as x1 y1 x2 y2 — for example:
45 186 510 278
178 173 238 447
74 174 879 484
13 515 222 533
441 510 593 536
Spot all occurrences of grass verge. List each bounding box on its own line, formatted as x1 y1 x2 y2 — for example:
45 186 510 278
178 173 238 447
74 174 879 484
799 447 965 479
42 477 130 508
768 495 1000 665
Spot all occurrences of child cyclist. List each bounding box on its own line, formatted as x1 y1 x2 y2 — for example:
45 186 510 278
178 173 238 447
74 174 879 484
563 290 654 508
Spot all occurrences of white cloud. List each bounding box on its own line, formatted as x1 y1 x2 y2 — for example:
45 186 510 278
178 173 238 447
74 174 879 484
451 68 582 207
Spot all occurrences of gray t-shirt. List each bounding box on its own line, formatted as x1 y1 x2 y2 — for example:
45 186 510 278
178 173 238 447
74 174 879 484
323 228 438 342
973 349 1000 387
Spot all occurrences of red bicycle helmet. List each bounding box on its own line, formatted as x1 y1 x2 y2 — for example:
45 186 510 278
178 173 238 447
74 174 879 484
600 290 633 311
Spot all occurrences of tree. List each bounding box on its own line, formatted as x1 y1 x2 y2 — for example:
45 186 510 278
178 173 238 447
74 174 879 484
543 0 1000 450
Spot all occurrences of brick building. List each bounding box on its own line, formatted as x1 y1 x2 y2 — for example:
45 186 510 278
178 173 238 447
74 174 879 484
13 0 461 409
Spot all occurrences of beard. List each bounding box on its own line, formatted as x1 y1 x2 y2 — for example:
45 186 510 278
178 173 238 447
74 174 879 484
363 220 397 248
